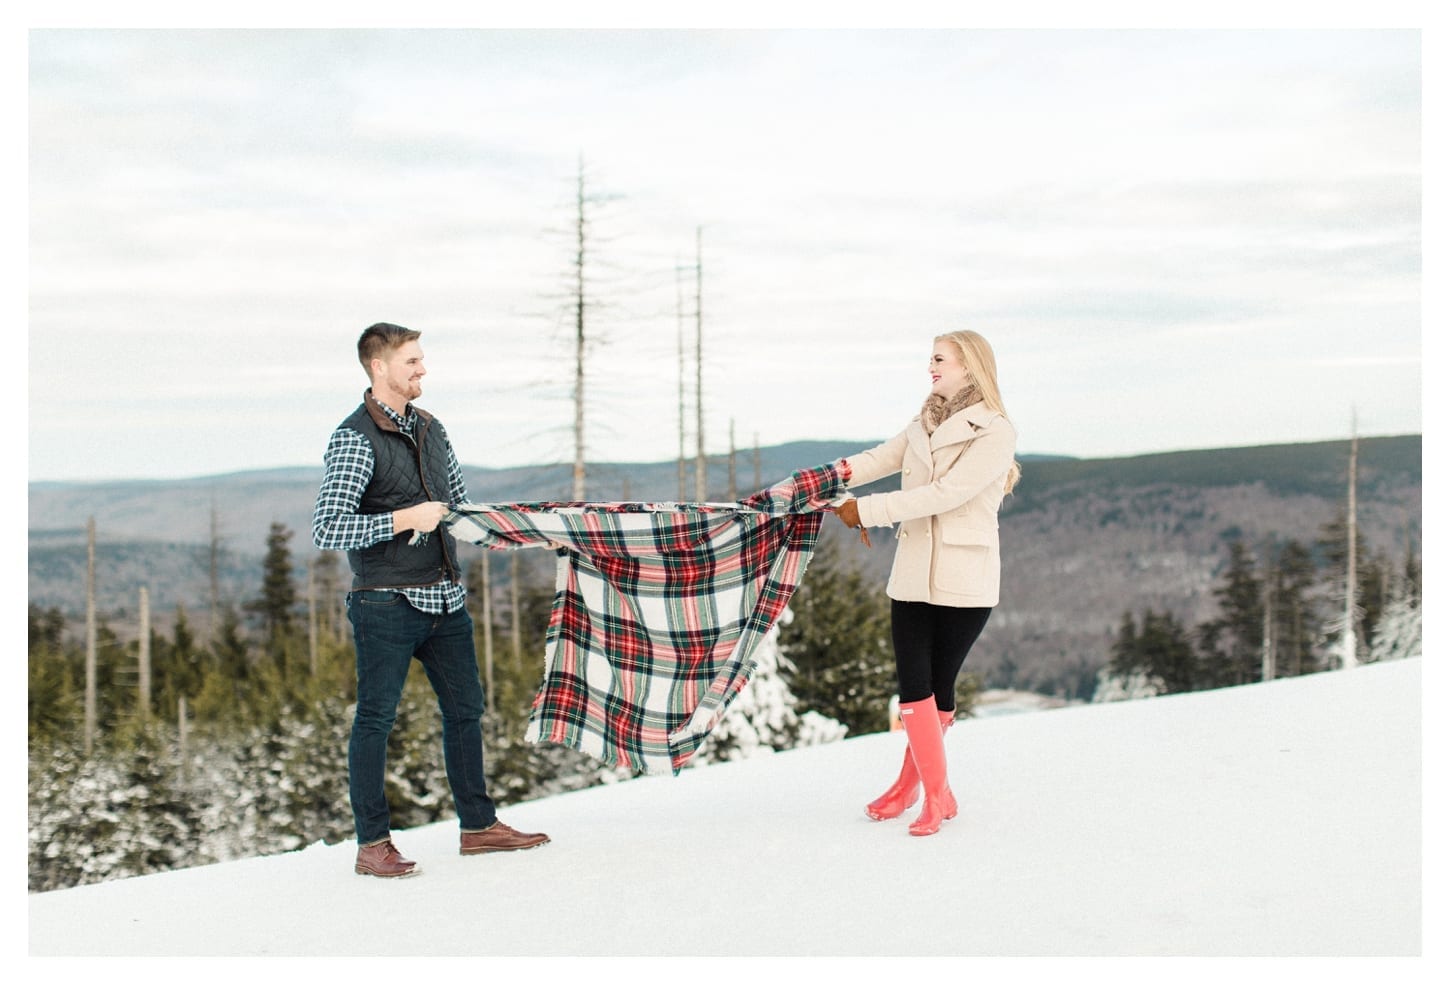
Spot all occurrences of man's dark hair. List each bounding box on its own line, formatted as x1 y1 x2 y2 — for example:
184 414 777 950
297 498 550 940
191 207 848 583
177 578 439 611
357 322 422 376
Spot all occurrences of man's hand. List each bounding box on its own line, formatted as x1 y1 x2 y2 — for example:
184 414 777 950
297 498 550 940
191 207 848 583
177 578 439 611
832 499 872 548
394 501 449 536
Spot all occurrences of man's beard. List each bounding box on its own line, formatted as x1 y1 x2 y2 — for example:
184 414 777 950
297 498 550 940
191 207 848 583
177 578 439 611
387 376 421 402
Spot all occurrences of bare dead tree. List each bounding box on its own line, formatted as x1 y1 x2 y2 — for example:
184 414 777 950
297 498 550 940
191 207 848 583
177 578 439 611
694 226 706 500
572 154 588 500
551 153 628 500
313 550 344 646
209 498 222 641
178 696 189 777
1340 409 1360 670
307 557 318 676
510 553 523 671
728 418 737 500
138 586 151 719
85 516 97 755
677 255 688 501
1260 542 1275 682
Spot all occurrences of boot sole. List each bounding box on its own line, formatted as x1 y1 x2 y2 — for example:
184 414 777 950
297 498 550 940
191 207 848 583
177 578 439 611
354 864 420 877
865 805 910 821
459 837 550 856
909 809 958 836
865 787 920 821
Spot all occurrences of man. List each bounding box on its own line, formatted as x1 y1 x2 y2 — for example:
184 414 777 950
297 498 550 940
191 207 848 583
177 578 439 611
312 322 549 878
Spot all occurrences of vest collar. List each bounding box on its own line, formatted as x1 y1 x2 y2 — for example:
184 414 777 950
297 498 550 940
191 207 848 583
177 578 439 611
363 389 434 433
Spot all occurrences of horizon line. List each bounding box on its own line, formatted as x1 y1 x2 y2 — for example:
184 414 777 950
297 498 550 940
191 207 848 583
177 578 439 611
25 431 1422 487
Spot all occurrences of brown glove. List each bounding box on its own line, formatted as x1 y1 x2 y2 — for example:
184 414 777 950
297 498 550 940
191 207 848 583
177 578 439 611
833 499 872 547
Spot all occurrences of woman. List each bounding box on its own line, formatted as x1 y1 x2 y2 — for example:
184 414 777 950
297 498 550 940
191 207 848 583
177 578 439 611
832 330 1020 836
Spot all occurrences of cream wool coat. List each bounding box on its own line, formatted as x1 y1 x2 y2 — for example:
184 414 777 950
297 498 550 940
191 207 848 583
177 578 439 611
845 401 1017 607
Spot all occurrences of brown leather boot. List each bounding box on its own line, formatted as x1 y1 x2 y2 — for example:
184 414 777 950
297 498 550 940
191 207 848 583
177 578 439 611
354 838 418 878
460 820 551 855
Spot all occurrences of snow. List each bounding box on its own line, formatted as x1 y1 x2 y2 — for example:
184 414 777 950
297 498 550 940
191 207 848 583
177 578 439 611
973 688 1080 716
27 659 1432 968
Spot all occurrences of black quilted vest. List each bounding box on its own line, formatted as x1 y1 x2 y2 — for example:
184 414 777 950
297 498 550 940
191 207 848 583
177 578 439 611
341 392 462 591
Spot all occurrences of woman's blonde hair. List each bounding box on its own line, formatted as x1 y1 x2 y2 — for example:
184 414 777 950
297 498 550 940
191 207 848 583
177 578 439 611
935 330 1022 494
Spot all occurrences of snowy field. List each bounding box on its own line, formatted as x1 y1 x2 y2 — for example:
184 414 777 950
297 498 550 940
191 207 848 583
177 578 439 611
27 658 1430 968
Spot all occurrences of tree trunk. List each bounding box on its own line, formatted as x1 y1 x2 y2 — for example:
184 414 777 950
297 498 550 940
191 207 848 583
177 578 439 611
1342 415 1359 670
138 586 151 719
85 516 97 755
694 225 706 500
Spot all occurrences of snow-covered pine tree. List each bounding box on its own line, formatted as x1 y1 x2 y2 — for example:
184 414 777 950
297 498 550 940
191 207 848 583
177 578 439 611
1090 665 1164 702
693 613 847 766
1366 594 1421 663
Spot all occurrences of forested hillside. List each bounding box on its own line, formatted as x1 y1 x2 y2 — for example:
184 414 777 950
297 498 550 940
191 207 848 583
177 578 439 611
28 434 1421 697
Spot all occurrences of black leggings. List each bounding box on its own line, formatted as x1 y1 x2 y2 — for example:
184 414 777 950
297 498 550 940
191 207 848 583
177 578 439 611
891 600 993 711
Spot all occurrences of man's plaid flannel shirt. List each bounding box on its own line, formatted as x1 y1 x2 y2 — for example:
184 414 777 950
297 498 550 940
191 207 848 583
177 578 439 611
442 461 849 774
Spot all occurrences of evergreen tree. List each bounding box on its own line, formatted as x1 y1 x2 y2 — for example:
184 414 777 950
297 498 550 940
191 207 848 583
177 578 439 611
777 539 897 735
1359 552 1391 651
1266 539 1321 678
1109 609 1199 694
1091 663 1163 702
29 605 80 744
1367 594 1422 663
151 604 205 716
193 603 254 725
1364 530 1422 664
90 618 131 735
29 603 66 652
1400 540 1422 601
29 725 202 891
696 618 848 765
1197 540 1264 687
248 522 300 651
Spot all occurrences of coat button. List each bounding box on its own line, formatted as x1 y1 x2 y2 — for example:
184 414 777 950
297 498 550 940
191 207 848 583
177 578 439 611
904 468 911 476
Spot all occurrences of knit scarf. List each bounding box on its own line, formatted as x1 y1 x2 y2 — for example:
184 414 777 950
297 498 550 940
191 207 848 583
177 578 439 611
919 384 981 434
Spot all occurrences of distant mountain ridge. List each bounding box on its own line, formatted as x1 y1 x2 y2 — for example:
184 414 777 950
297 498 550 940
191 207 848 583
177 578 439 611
28 434 1421 697
25 440 1070 547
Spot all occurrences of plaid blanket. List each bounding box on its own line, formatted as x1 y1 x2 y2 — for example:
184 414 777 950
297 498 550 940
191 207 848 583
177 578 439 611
440 462 847 774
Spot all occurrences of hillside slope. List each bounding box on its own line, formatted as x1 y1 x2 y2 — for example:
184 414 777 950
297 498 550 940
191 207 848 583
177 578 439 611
28 659 1423 957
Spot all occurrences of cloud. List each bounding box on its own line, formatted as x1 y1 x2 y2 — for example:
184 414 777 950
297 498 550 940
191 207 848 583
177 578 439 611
27 28 1422 480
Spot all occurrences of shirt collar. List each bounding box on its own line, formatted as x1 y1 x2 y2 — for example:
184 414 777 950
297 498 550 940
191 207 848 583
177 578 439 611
365 388 417 432
380 401 415 430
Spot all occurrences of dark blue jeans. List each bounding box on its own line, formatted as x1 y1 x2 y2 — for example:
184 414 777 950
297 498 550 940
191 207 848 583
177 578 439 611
346 590 497 845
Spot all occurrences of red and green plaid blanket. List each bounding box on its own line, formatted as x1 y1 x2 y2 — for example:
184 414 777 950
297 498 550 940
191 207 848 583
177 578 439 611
441 462 847 774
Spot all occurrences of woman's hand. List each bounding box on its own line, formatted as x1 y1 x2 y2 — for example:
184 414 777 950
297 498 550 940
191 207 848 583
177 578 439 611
833 499 872 548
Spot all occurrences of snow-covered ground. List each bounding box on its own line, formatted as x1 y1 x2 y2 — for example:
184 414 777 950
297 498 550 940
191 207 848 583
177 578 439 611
973 687 1080 716
27 659 1428 964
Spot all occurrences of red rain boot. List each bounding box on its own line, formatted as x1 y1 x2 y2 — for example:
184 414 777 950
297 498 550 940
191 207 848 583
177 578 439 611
864 745 920 821
900 697 957 836
865 708 956 821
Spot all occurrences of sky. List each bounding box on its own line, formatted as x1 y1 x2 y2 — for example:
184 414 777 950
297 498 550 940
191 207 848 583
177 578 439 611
24 14 1428 482
26 657 1428 965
